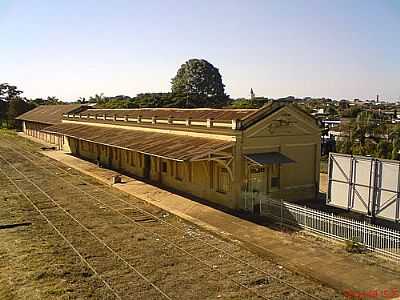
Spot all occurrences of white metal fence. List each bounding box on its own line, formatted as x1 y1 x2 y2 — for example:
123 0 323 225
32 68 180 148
242 193 400 262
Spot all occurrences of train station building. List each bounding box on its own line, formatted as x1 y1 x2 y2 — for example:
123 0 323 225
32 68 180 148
16 104 86 145
17 102 321 210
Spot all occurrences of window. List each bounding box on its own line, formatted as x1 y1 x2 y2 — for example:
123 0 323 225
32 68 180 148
271 177 280 189
217 167 231 194
162 161 168 173
175 162 184 181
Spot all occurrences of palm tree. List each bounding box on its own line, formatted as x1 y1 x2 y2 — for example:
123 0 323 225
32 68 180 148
89 93 105 104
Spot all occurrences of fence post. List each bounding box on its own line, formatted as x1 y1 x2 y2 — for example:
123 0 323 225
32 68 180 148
304 205 307 230
280 200 284 230
261 196 400 262
363 220 368 245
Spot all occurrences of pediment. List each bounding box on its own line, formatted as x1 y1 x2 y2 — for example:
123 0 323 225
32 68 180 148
246 107 319 138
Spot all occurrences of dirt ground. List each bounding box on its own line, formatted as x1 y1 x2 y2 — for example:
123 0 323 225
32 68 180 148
320 173 328 194
0 130 343 299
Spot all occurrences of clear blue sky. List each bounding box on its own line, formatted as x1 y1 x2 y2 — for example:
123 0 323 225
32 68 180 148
1 0 399 101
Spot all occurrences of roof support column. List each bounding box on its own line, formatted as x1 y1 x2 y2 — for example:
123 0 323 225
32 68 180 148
231 135 243 210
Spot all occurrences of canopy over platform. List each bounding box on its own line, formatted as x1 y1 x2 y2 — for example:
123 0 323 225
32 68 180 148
245 152 295 166
16 104 86 125
43 123 234 162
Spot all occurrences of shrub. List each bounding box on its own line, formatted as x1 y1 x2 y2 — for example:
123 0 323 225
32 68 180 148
345 237 368 254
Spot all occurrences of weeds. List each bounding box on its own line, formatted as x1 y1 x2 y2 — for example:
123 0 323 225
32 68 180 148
345 237 368 254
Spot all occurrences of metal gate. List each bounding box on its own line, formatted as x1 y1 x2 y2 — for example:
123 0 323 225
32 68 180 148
327 153 400 222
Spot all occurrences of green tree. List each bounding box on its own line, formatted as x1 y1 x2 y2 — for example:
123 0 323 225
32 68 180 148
7 98 34 128
46 96 61 104
391 146 399 160
375 140 391 159
0 83 25 128
326 104 338 117
336 138 353 154
0 83 23 101
351 111 376 146
389 125 400 160
341 106 361 118
171 59 229 107
88 93 105 104
0 100 8 127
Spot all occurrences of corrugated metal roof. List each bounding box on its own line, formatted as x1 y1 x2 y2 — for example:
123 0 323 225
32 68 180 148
82 108 257 121
77 102 317 130
43 123 234 161
16 104 85 125
245 152 295 166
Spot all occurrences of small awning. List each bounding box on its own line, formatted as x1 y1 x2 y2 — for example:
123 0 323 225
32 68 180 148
245 152 295 166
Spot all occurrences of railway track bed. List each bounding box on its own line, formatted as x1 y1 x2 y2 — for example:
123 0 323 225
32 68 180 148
0 131 343 299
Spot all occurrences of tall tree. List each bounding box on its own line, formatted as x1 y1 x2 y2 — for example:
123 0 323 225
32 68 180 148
7 98 34 128
171 59 229 107
0 83 23 101
88 93 105 104
0 100 8 127
0 83 39 128
0 83 24 127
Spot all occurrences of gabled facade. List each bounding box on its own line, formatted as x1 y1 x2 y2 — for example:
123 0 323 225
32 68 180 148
40 102 320 210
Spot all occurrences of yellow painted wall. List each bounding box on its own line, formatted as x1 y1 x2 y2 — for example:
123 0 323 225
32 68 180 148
24 121 62 148
242 106 321 202
65 138 235 208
